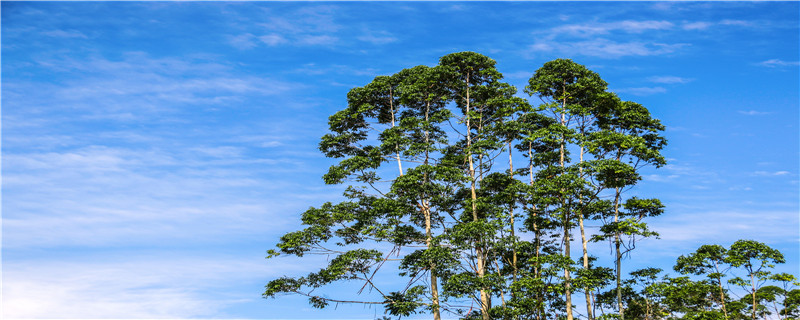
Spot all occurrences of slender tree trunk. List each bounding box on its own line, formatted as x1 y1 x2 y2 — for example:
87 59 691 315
464 76 490 320
425 202 441 320
423 101 441 320
559 102 574 320
529 142 543 320
509 142 518 283
715 262 729 319
389 88 403 176
614 186 623 320
751 273 757 320
579 142 593 320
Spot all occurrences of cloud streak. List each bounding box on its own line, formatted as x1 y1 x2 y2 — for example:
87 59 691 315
529 38 687 58
3 254 302 318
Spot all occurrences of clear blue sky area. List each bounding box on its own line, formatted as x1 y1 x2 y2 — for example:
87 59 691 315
2 2 798 319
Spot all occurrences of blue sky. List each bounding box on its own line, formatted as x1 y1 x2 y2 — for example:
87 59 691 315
2 1 798 319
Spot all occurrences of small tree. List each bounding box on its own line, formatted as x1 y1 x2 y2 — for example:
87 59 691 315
675 244 732 318
725 240 786 320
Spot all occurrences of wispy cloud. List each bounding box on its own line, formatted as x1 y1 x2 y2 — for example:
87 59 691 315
298 34 339 46
228 5 343 48
738 110 772 116
614 86 668 96
41 29 88 38
3 255 301 318
357 30 398 45
647 75 694 84
682 21 712 31
720 19 753 27
654 210 798 243
757 59 800 68
551 20 674 37
529 38 687 59
753 170 792 177
291 63 380 77
14 52 301 123
259 33 288 46
228 33 258 50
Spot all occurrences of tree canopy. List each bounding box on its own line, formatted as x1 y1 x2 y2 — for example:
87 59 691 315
264 52 797 320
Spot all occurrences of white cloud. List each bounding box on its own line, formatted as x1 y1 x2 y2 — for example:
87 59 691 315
229 33 258 49
246 5 341 48
17 53 301 123
259 33 287 46
299 34 338 46
615 86 668 96
682 21 712 30
738 110 772 116
41 29 88 38
753 170 792 177
653 210 799 243
757 59 800 68
529 38 687 59
720 19 753 27
3 255 298 318
647 76 694 84
1 143 308 249
643 174 680 182
357 30 398 45
551 20 674 37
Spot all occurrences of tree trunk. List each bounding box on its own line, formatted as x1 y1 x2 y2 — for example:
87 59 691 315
464 75 490 320
614 186 624 320
509 142 518 283
579 141 593 320
529 142 543 320
715 262 729 319
751 274 757 320
560 103 574 320
423 101 441 320
389 87 403 176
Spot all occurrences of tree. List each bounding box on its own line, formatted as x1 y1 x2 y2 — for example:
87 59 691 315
725 240 786 320
526 59 666 320
675 245 732 318
264 53 679 320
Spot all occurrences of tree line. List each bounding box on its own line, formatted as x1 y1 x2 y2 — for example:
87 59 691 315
263 52 798 320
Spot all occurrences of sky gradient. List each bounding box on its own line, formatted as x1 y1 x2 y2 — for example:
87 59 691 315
2 2 798 319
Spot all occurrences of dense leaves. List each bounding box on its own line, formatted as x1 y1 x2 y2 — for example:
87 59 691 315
264 53 796 320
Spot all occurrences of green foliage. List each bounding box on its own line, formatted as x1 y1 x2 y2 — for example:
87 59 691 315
264 52 797 320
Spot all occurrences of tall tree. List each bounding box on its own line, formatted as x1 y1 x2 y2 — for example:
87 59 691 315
526 58 609 320
265 54 684 320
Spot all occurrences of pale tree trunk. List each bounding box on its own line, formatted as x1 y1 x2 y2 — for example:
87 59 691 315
389 88 403 176
751 273 757 320
714 262 729 319
529 142 543 320
509 142 518 283
559 97 574 320
579 141 593 320
464 76 490 320
423 101 441 320
424 202 441 320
